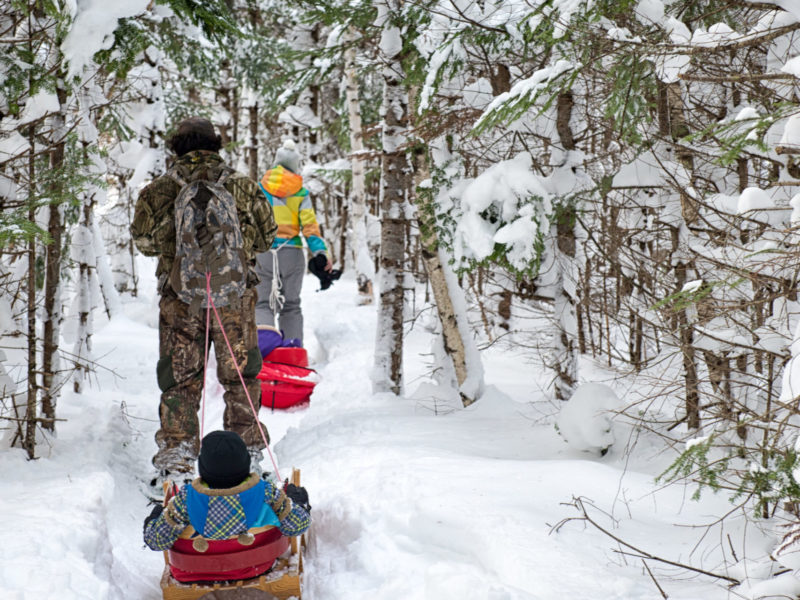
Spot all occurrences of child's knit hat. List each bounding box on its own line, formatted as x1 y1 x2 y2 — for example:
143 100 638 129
274 139 301 174
198 430 251 488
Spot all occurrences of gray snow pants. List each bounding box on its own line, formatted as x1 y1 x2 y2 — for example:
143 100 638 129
254 246 306 343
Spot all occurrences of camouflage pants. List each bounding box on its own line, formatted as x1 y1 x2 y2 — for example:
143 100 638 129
153 288 268 473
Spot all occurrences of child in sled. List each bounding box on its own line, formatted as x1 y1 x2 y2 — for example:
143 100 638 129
143 430 310 578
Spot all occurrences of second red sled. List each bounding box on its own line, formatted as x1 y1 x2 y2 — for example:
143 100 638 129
257 347 318 410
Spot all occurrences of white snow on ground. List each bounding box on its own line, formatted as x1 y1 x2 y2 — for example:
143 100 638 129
0 266 792 599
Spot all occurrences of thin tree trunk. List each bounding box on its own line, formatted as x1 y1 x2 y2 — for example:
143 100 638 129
41 84 67 430
25 121 37 459
92 218 121 319
373 0 408 395
344 27 374 304
659 81 701 429
216 62 235 157
232 85 240 160
41 201 63 427
634 312 643 370
674 259 700 430
126 185 139 297
576 279 587 355
552 92 579 401
73 212 93 394
248 100 259 181
72 139 100 394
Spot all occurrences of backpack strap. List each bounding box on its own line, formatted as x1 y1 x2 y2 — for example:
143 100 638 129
167 166 231 188
215 167 235 187
166 168 189 188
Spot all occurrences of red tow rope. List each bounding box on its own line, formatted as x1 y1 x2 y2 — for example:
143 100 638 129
199 273 282 483
200 282 211 441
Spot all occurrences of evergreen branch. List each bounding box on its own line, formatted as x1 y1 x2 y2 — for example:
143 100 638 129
155 0 239 43
679 72 796 82
404 0 508 36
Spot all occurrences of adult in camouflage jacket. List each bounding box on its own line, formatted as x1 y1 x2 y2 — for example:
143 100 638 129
131 117 277 481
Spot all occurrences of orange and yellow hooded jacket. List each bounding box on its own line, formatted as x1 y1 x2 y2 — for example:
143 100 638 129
258 166 326 255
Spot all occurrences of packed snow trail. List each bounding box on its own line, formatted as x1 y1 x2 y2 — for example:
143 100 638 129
0 264 772 599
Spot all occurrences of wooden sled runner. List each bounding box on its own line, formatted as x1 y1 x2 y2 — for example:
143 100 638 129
160 469 305 600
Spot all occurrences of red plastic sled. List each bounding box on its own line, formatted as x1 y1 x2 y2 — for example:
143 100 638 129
159 470 305 600
168 528 289 582
257 347 318 410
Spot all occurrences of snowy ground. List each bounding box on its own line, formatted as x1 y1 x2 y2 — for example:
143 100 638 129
1 264 796 599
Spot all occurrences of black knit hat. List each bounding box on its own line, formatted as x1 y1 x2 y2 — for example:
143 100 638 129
198 430 251 489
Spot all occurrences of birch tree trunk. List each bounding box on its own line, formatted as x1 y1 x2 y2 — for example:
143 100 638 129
373 0 408 395
92 218 122 319
101 174 139 296
143 48 166 180
216 62 236 162
72 205 95 395
409 125 483 406
344 27 374 304
106 43 165 298
71 131 105 393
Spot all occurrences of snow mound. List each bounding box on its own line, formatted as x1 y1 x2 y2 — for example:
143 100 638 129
556 383 621 455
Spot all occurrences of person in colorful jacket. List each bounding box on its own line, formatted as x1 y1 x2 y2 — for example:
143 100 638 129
131 117 277 484
143 431 310 554
255 139 331 346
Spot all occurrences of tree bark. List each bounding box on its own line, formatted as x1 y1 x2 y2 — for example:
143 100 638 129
552 92 579 401
216 62 235 159
248 100 259 181
673 255 700 430
72 212 93 395
408 100 483 406
41 84 67 430
344 27 374 304
72 139 100 394
25 120 37 459
373 0 408 396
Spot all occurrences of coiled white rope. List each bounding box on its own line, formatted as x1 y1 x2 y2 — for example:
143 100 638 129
267 240 293 326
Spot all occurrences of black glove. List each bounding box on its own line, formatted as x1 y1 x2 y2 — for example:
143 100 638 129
307 254 342 291
143 503 164 535
285 482 311 512
308 254 328 277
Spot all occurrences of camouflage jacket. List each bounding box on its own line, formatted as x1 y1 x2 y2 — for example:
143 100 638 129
131 151 277 287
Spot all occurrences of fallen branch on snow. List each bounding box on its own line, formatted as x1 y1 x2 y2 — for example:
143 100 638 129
551 496 741 586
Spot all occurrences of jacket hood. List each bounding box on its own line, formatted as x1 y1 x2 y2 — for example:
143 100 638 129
172 150 226 182
261 165 304 198
191 472 261 496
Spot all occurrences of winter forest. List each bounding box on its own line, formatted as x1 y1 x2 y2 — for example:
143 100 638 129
5 0 800 598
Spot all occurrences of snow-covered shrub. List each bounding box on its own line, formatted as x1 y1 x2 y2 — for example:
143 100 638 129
555 383 621 455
